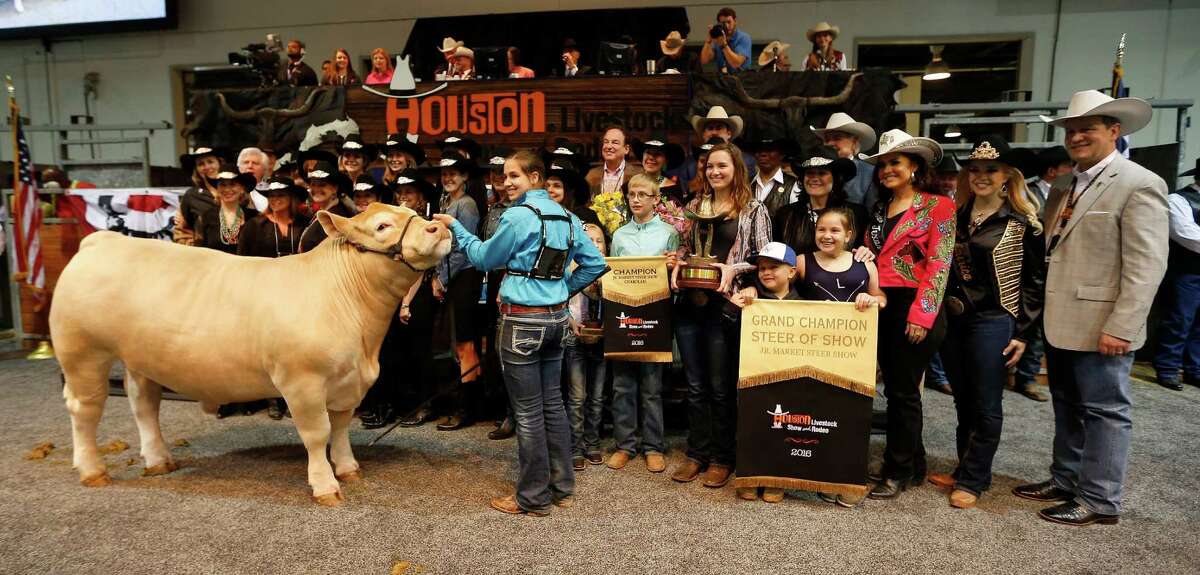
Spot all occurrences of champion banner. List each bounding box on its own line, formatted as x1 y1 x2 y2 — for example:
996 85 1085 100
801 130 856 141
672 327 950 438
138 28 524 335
62 188 185 240
600 256 672 362
734 299 878 498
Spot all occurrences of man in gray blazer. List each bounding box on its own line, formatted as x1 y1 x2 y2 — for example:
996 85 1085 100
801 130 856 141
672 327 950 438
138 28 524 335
1013 90 1168 526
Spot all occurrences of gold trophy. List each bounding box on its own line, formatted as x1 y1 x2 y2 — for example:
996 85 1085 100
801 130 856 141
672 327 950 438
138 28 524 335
677 194 729 291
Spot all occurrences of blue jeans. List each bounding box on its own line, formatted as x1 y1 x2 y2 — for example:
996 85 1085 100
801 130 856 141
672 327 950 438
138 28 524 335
498 310 574 513
611 361 666 455
1154 272 1200 380
1045 345 1134 516
940 310 1014 495
674 296 737 466
563 334 606 458
1013 331 1046 385
927 352 949 386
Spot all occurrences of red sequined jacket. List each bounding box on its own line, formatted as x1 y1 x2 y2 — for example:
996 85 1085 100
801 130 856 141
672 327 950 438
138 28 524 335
864 191 956 329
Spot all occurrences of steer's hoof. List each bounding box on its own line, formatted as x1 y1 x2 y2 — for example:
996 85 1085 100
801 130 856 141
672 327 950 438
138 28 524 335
312 490 344 507
80 472 112 487
142 460 179 476
335 469 363 483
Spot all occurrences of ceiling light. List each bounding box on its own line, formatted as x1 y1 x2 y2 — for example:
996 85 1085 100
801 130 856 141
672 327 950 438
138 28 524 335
923 45 951 81
944 124 962 138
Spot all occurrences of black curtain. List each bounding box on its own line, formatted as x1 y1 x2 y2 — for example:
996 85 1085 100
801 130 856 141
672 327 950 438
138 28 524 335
402 7 691 80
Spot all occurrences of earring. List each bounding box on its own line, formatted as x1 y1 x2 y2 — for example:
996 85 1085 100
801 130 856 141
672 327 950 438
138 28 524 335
1000 184 1009 198
909 172 916 184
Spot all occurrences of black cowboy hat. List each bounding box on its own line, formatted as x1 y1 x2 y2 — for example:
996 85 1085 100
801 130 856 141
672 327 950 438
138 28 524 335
935 153 960 174
740 135 798 156
391 168 440 215
262 174 308 201
306 160 351 196
431 151 480 175
298 148 338 170
634 132 685 171
436 134 482 160
382 133 426 166
352 173 394 205
213 163 259 193
336 133 376 160
1181 157 1200 178
792 146 856 182
563 38 580 52
180 146 231 174
1036 145 1071 173
483 147 513 171
692 136 726 158
547 158 591 208
543 141 588 174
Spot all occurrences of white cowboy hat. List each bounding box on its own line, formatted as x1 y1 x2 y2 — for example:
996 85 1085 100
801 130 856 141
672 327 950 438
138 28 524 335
438 37 463 54
660 31 685 56
691 105 743 139
806 22 839 42
1042 89 1152 135
453 46 474 60
860 129 943 166
810 112 877 150
757 41 791 67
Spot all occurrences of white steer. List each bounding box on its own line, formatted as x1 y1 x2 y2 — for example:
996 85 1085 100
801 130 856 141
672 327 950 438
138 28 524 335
49 203 450 505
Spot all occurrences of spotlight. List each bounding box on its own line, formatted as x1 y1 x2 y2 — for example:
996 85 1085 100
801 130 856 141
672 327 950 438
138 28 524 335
923 45 951 81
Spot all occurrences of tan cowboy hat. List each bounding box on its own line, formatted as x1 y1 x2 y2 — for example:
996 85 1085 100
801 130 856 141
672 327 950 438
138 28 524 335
860 129 943 166
453 46 474 60
691 105 743 139
1042 89 1152 135
810 112 877 150
757 41 791 67
806 22 839 42
660 31 685 56
438 37 463 54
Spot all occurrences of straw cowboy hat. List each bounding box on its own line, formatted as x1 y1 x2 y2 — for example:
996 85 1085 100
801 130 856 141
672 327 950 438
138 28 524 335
452 46 474 60
806 22 839 42
757 41 792 67
860 129 943 166
691 105 744 139
811 112 877 150
1042 89 1152 134
438 37 463 54
660 31 685 56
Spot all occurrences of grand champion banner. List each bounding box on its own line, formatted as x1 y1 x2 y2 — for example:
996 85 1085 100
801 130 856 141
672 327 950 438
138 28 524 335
600 256 672 362
734 299 878 498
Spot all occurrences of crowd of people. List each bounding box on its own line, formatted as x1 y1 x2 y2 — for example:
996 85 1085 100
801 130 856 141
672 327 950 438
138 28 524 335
172 76 1186 526
280 8 851 87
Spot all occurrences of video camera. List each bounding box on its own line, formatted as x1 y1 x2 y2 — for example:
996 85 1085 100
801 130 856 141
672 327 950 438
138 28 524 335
228 34 283 87
708 24 726 39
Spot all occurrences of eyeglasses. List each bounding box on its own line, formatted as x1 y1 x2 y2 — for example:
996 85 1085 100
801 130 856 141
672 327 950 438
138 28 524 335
627 192 660 201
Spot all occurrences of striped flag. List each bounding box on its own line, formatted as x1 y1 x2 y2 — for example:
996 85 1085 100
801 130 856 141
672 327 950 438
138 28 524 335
10 119 46 309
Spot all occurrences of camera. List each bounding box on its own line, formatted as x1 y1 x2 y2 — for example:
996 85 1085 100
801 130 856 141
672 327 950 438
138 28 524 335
228 33 284 87
709 24 725 39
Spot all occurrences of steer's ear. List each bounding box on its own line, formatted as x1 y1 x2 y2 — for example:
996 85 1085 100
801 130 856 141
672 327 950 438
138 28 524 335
317 210 353 240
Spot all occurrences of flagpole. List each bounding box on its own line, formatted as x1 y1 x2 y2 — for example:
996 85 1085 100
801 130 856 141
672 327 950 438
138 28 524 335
1110 33 1126 97
6 75 27 282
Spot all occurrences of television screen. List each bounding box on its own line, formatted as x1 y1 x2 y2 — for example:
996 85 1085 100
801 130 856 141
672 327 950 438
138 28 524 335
473 46 508 80
598 41 635 76
0 0 175 40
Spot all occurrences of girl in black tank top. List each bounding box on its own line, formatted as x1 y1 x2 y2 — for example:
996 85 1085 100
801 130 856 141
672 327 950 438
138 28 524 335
797 209 887 310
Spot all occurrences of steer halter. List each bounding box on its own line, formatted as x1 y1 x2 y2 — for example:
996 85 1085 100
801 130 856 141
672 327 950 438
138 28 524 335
349 215 434 272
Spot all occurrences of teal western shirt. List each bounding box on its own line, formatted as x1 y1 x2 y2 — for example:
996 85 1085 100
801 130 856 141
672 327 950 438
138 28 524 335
610 214 680 257
448 189 607 306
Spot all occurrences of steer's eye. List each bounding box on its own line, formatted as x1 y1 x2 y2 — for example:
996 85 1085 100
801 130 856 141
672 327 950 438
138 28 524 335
376 223 392 232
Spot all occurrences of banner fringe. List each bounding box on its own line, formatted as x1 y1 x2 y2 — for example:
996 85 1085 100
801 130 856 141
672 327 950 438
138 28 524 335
604 351 673 363
603 287 671 308
732 476 868 498
738 365 874 397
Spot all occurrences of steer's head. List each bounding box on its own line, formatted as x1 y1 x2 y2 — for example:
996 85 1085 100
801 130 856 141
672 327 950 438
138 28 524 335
317 203 452 272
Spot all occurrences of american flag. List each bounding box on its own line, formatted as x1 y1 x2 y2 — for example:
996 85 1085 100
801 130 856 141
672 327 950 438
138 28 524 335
11 121 45 307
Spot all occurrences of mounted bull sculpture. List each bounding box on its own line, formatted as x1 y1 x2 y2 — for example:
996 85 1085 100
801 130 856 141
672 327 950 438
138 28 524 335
49 204 450 506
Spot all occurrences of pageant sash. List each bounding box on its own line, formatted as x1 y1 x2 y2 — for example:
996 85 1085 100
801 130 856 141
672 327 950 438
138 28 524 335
600 256 672 362
734 299 878 498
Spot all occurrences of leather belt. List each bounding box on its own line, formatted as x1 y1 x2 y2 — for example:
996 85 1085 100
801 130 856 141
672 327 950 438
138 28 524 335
500 302 567 315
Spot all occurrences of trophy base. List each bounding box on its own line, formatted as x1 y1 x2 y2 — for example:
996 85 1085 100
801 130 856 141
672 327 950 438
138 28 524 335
677 263 721 291
579 322 603 344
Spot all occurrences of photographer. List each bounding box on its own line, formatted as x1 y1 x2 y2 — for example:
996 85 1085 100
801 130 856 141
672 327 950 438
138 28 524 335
285 39 317 86
699 7 751 73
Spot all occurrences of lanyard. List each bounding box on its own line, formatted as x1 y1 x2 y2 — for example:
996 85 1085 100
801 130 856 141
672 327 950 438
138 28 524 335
1046 164 1108 258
